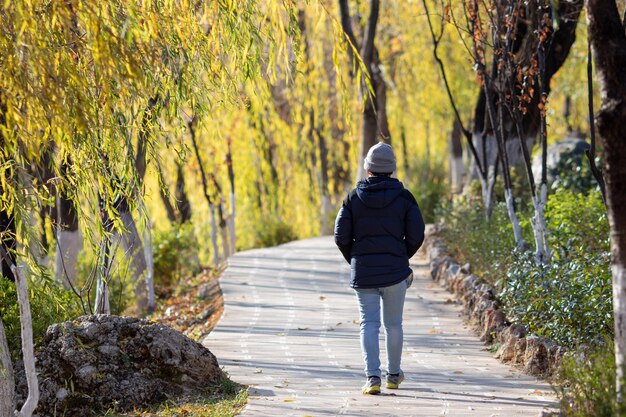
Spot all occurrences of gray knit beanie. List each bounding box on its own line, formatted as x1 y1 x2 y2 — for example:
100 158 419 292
363 142 396 173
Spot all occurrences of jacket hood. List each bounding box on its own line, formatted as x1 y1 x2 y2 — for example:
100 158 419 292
356 177 404 209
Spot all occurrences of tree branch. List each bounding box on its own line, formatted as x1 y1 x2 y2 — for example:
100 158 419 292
361 0 380 66
585 36 607 204
338 0 360 74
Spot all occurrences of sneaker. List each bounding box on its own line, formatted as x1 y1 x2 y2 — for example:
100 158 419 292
362 376 381 395
386 371 404 389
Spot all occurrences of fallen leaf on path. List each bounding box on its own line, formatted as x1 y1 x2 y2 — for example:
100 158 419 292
529 390 543 395
428 329 441 334
319 296 327 301
283 398 295 402
254 369 263 374
453 370 464 374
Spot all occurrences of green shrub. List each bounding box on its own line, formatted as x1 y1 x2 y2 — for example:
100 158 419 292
550 153 603 195
406 156 449 224
74 246 133 315
252 218 297 248
437 198 525 284
438 186 611 347
499 249 612 346
153 223 199 292
545 188 609 259
0 276 83 359
555 343 626 417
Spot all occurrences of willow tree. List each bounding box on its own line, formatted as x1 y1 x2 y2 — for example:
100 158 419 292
1 0 303 412
340 0 391 181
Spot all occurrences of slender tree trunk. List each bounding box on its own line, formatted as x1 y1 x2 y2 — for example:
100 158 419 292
218 200 229 259
139 201 155 313
94 197 111 315
157 161 192 225
449 119 464 194
188 117 220 266
586 0 626 401
0 317 14 416
208 204 219 266
0 208 15 282
585 37 607 203
118 210 149 314
175 163 192 224
226 136 236 253
339 0 389 181
159 184 178 223
55 160 82 287
0 248 39 417
0 93 14 283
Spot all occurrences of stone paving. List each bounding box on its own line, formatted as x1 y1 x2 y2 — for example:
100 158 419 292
203 236 556 417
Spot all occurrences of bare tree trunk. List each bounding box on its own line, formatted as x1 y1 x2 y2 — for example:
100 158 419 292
117 210 149 314
188 117 220 266
449 119 464 194
0 317 14 416
208 204 219 266
339 0 389 181
55 161 82 287
94 197 111 315
139 201 155 313
1 208 16 282
175 163 192 224
586 0 626 401
0 249 39 417
219 200 229 259
226 136 236 253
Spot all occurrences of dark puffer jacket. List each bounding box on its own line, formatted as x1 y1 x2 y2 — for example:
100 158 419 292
334 176 425 289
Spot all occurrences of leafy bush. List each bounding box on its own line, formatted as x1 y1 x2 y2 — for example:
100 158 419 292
74 246 133 315
499 249 612 346
153 223 200 293
0 276 83 359
406 156 449 224
555 343 626 417
437 198 525 284
252 218 297 248
438 187 611 347
550 152 603 196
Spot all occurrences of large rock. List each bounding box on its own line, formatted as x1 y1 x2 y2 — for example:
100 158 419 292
16 315 221 416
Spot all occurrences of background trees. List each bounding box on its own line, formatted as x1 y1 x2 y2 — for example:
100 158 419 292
1 0 624 413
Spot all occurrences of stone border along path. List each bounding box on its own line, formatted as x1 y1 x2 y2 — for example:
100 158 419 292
204 236 556 417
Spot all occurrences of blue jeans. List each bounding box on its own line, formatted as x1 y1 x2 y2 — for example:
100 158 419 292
354 276 411 378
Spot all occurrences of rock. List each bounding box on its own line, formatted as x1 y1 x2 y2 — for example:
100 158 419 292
480 309 508 343
524 336 556 376
495 324 527 361
15 315 221 417
197 282 221 301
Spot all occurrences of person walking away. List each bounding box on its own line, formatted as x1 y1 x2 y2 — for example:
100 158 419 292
334 142 425 395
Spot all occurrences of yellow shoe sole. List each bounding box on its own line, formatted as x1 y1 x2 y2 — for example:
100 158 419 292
362 384 381 395
386 377 404 389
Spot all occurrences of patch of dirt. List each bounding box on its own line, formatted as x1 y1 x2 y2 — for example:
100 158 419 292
150 267 225 341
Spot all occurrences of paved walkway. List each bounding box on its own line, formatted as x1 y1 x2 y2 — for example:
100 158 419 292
204 237 556 417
